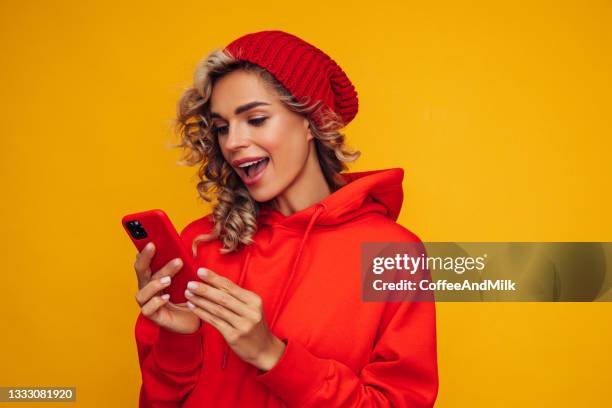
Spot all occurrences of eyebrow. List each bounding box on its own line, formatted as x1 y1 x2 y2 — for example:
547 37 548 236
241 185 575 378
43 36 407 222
210 101 270 119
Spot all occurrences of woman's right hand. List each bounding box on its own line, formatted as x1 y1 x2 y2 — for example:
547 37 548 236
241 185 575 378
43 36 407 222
134 242 201 334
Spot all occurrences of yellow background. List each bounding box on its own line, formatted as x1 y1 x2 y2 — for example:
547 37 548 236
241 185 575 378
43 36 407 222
1 0 610 406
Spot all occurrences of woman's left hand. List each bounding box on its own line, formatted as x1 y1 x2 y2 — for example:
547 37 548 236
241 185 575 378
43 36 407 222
184 267 286 371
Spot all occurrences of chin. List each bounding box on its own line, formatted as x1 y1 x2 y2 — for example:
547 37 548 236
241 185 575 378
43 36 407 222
245 184 279 203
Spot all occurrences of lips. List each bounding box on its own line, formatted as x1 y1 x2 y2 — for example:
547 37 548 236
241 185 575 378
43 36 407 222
231 156 267 167
235 157 270 186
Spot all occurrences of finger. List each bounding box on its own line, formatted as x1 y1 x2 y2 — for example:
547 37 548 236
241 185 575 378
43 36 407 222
187 301 234 338
134 242 156 284
151 257 184 281
135 275 172 307
186 280 256 319
197 267 257 305
185 289 242 328
141 293 170 317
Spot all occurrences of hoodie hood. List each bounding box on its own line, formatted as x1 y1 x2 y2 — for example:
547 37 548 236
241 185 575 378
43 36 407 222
257 167 405 228
220 167 405 369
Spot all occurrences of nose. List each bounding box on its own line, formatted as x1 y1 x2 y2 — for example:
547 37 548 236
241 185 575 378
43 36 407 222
222 122 250 152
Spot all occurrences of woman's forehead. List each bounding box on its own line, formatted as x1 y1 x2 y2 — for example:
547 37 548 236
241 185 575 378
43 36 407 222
210 70 278 114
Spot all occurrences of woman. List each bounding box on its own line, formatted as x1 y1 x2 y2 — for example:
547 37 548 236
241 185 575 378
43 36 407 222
133 30 438 407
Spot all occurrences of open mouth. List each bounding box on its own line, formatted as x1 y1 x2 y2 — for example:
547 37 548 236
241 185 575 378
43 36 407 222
237 157 270 185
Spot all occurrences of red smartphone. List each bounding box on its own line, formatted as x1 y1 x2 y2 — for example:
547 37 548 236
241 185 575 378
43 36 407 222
121 209 196 304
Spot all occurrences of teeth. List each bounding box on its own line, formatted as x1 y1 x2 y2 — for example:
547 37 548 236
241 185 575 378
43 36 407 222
238 158 266 168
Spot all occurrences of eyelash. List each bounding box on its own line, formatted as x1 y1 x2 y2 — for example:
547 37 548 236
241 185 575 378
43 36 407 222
212 117 268 137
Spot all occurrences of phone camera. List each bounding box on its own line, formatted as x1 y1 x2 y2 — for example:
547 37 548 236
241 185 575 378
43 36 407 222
126 220 148 239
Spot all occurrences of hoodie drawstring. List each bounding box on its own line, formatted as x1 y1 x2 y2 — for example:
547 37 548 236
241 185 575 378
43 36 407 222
268 203 325 331
220 203 325 370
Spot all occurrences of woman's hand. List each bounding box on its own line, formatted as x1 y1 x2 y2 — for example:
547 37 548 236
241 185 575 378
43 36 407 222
184 268 286 371
134 242 201 334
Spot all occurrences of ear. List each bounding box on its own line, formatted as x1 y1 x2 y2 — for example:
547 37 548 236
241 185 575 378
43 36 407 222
303 117 313 142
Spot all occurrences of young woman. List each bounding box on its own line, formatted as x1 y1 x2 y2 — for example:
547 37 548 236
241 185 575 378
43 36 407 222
133 30 438 407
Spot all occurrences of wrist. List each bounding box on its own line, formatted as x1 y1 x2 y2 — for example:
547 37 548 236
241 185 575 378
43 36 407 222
255 336 286 372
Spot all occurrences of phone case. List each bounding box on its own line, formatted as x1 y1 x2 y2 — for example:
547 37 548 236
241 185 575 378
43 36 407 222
121 209 196 304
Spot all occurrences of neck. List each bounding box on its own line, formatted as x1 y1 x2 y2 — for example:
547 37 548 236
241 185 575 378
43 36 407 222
271 142 331 216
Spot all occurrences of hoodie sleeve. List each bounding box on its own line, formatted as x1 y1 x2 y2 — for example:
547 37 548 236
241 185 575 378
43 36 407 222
255 299 438 407
135 312 203 407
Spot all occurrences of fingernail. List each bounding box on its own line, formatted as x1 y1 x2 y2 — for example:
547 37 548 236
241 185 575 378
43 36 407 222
145 242 154 250
174 258 183 267
161 294 170 300
160 276 171 284
197 268 208 278
185 289 193 297
187 281 198 290
187 301 195 309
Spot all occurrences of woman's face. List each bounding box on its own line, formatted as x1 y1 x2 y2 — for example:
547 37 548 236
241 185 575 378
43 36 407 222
209 69 313 202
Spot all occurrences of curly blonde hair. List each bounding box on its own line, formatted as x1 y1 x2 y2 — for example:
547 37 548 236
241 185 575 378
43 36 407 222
171 48 361 255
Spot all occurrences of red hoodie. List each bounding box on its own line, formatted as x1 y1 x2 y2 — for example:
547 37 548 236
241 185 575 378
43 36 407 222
135 168 439 407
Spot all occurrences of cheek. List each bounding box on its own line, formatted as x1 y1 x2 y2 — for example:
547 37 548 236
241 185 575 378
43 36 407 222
267 130 309 176
264 118 309 164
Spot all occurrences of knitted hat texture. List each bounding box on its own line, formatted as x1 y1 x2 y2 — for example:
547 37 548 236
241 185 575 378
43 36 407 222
224 30 358 127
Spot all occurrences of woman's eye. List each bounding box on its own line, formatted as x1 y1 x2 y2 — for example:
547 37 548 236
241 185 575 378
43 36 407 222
212 125 228 136
249 117 267 126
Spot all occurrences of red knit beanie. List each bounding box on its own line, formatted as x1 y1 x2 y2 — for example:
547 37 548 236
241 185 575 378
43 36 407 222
223 30 359 127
